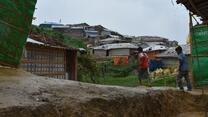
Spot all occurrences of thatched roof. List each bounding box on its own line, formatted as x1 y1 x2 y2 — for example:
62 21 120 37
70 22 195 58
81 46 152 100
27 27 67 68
177 0 208 22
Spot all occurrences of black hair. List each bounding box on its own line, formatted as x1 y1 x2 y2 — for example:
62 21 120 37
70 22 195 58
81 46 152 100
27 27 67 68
137 47 143 52
175 46 182 53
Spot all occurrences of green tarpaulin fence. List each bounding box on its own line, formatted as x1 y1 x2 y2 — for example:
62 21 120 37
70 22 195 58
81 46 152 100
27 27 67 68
191 25 208 87
0 0 37 67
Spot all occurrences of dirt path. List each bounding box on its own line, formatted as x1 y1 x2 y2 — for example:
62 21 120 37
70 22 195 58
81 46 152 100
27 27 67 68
177 112 208 117
0 67 207 117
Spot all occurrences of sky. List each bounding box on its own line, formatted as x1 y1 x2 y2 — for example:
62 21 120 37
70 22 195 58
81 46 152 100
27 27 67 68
33 0 191 44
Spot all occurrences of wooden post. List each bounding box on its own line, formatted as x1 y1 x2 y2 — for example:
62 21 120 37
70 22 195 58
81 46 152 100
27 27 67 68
189 12 195 87
66 50 78 80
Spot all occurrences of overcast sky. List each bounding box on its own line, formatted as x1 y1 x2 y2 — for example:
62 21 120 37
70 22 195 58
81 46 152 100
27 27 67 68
33 0 191 44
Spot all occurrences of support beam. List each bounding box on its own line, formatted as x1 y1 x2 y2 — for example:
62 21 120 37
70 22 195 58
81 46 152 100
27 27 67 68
188 0 206 19
177 0 208 22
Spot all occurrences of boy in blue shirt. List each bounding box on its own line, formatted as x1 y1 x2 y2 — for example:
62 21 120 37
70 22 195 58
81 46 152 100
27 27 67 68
175 46 192 91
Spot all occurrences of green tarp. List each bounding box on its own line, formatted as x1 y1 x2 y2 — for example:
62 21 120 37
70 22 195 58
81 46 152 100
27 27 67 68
0 0 37 67
191 25 208 87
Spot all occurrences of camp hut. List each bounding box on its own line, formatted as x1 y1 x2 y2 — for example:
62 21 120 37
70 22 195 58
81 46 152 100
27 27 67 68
107 43 138 56
92 43 138 58
92 45 108 58
21 38 78 80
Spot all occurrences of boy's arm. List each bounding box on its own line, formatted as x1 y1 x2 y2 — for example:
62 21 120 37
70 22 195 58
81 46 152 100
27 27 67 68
178 55 183 72
179 60 183 71
137 55 140 71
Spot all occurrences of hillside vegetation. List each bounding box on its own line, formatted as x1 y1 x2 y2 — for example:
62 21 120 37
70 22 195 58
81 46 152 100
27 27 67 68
30 25 86 48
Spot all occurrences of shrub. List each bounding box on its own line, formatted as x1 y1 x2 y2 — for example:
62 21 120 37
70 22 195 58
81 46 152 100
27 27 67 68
77 54 101 83
99 57 137 77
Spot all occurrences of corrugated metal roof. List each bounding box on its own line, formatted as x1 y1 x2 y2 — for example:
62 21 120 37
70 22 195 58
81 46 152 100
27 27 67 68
27 38 76 50
156 45 191 58
177 0 208 22
156 47 177 58
143 45 167 52
84 30 98 33
52 25 70 29
27 38 44 45
79 48 86 51
100 38 121 42
71 27 84 29
93 43 138 50
146 42 166 46
109 35 120 38
41 22 63 25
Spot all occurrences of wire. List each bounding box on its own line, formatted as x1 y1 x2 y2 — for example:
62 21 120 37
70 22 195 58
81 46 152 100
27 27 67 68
171 0 175 6
191 14 200 25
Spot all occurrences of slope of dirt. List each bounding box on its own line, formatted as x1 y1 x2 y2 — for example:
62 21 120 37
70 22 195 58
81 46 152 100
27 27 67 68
0 67 207 117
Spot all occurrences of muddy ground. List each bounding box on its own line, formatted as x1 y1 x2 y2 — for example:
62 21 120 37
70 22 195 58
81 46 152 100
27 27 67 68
0 67 207 117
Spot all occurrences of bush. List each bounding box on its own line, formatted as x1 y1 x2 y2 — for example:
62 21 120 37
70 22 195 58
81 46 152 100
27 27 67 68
99 57 137 77
77 54 101 83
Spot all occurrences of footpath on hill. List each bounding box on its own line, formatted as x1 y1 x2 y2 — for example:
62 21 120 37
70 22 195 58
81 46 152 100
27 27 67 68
0 67 207 117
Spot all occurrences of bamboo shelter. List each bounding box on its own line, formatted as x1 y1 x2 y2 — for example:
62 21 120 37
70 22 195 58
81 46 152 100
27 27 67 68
21 38 78 80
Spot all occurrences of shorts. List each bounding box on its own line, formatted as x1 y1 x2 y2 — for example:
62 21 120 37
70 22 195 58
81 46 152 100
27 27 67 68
138 68 149 80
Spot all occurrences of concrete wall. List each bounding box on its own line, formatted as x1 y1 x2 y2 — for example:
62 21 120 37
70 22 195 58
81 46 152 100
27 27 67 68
109 49 130 56
93 49 107 58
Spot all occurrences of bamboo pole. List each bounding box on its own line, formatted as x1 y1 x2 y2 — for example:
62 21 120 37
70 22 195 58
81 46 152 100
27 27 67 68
189 13 195 87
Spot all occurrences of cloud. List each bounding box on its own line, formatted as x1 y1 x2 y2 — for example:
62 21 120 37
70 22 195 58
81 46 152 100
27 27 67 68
33 0 190 44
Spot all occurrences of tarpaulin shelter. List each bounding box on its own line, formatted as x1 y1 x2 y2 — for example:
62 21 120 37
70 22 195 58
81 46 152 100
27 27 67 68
0 0 37 67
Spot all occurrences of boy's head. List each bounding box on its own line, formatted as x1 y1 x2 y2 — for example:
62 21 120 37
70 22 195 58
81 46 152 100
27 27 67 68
137 47 143 53
175 46 182 55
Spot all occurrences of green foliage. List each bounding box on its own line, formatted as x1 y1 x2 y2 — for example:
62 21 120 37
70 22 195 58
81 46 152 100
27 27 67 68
98 75 176 87
100 75 138 87
63 36 85 48
31 25 102 83
99 57 137 77
77 56 177 87
77 54 101 83
31 25 86 48
150 76 177 87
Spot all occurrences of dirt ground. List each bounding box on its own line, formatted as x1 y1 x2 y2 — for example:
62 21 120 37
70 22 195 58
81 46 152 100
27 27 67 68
0 67 207 117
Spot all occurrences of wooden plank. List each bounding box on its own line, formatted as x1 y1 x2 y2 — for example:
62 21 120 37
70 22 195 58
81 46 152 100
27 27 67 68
36 72 66 75
21 44 69 80
21 60 66 64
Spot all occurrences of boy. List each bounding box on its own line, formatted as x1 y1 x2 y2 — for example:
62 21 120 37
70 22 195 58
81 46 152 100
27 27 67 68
175 46 192 91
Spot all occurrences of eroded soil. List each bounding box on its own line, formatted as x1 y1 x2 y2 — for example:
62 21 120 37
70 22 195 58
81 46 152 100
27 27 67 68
0 67 207 117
